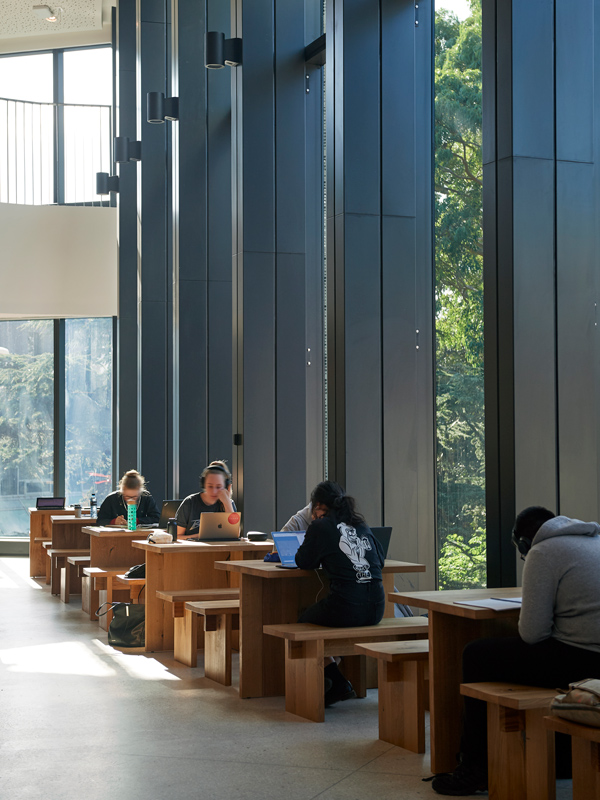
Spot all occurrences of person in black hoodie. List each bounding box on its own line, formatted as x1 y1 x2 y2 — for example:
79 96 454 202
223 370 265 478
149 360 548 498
96 469 160 527
295 480 385 706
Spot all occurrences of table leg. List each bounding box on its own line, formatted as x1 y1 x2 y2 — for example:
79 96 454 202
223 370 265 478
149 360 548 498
572 738 600 800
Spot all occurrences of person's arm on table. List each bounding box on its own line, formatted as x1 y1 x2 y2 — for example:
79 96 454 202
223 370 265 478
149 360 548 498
295 522 325 570
519 548 556 643
281 504 312 532
137 494 161 525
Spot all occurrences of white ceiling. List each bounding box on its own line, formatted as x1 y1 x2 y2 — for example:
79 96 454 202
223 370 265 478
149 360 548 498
0 0 111 40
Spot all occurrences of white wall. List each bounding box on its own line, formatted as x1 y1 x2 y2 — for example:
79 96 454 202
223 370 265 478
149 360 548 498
0 203 117 319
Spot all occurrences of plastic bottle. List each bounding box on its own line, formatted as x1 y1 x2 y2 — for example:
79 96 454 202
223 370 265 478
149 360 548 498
90 492 97 518
127 501 137 531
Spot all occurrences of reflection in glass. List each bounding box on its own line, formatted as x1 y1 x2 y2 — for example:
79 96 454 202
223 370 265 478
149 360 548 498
0 321 54 537
434 0 485 588
65 318 112 507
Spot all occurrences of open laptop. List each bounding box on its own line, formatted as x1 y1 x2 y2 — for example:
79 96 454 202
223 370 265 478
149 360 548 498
370 526 392 558
158 499 180 528
188 512 241 542
36 497 65 510
271 531 306 569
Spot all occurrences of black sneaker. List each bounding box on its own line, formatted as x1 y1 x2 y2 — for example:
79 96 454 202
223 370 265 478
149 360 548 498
429 762 488 796
325 679 357 707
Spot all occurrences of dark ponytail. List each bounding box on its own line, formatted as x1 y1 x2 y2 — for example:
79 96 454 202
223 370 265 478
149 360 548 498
310 480 364 526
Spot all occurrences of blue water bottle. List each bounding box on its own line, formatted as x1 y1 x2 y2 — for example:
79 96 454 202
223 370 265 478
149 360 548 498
127 502 136 531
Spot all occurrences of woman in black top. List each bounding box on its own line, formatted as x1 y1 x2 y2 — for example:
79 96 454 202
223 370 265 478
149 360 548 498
295 480 385 704
96 469 160 527
176 460 236 539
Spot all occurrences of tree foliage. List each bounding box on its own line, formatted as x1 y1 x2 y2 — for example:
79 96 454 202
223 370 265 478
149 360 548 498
435 1 486 589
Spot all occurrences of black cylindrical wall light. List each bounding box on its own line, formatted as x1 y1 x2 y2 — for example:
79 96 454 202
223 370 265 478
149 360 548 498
205 31 225 68
147 92 179 123
204 32 242 69
96 172 119 194
115 136 142 163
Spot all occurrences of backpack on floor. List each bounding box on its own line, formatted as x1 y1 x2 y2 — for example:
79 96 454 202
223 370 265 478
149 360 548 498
97 601 145 648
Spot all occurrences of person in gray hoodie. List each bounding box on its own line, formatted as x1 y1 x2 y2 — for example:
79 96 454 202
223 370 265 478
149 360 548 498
432 506 600 796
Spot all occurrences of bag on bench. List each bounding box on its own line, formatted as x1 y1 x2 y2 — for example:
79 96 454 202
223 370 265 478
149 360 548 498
551 678 600 727
97 602 145 647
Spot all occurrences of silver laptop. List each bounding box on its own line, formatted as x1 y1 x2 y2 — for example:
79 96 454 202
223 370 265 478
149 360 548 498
194 512 241 541
272 531 306 568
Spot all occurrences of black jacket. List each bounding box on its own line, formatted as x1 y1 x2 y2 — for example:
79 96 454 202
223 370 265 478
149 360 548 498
295 516 384 601
97 491 160 526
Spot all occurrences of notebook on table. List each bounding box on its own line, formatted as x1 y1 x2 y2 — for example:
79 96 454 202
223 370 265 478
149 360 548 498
271 531 306 569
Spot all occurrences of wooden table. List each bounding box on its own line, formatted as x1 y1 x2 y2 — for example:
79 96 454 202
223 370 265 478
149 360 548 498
132 539 272 652
29 507 74 577
389 587 521 773
215 558 426 700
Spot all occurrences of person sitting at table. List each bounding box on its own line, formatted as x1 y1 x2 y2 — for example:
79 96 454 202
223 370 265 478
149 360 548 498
281 503 313 532
96 469 160 527
431 506 600 796
294 480 385 707
176 460 236 539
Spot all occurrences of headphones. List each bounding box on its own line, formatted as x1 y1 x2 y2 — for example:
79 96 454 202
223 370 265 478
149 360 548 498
511 529 532 560
200 462 232 490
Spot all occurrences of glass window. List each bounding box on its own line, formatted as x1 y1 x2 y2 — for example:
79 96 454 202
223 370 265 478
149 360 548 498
0 321 54 538
0 53 53 103
434 0 485 589
65 318 113 507
63 48 113 204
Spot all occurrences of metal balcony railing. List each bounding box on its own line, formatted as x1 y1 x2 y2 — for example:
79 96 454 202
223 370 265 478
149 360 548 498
0 97 113 206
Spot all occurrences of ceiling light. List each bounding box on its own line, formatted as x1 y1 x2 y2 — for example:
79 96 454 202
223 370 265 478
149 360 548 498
33 5 62 22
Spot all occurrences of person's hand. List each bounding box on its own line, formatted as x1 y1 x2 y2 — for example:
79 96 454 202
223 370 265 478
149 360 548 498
217 489 234 510
114 515 127 526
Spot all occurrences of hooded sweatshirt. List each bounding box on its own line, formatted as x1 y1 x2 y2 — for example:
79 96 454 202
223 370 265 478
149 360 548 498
519 515 600 652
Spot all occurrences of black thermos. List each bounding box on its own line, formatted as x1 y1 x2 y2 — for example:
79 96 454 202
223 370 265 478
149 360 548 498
167 518 177 542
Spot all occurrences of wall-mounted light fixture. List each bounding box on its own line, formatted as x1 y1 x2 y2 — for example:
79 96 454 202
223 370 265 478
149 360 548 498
147 92 179 124
204 32 242 69
114 137 142 163
96 173 119 195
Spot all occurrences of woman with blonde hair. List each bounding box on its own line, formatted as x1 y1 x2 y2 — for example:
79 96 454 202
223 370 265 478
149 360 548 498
96 469 160 527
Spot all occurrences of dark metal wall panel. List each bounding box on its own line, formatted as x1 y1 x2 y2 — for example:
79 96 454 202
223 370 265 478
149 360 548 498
241 252 276 531
343 212 382 523
494 0 512 162
138 3 169 501
276 253 307 526
381 0 415 217
511 0 554 159
207 279 233 467
556 161 597 519
241 0 275 255
117 0 139 477
512 157 557 513
343 0 380 215
382 215 418 559
556 0 594 164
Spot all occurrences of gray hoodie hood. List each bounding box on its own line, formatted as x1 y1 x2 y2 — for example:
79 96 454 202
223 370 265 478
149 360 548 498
533 515 600 546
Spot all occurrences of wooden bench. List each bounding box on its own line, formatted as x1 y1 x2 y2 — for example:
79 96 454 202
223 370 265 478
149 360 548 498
545 714 600 799
47 548 89 596
355 639 429 752
157 588 240 660
61 556 91 604
263 617 430 722
180 600 240 685
42 540 53 584
115 575 146 603
82 566 131 628
461 682 558 800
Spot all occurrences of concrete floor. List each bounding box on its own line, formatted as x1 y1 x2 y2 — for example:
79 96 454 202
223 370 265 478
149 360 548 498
0 557 573 800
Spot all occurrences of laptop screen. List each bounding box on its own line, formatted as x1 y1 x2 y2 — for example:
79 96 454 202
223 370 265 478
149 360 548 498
36 497 66 510
272 532 305 566
158 499 180 528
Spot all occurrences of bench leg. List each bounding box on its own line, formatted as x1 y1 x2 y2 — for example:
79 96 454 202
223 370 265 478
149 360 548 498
342 655 367 698
572 738 600 800
524 708 555 800
90 577 104 621
81 576 90 614
377 660 425 753
46 551 51 585
284 639 325 722
174 609 198 667
51 556 64 595
60 564 70 603
204 613 233 686
487 705 526 800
